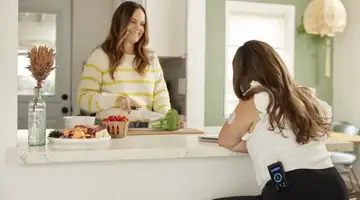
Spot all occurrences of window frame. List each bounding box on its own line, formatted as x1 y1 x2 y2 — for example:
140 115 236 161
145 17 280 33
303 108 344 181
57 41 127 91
224 1 295 118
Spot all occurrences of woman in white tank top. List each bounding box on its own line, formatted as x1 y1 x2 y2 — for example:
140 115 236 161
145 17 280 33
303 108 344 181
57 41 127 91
216 40 348 200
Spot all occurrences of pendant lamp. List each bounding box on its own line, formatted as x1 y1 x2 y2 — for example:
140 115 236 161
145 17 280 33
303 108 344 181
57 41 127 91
303 0 347 77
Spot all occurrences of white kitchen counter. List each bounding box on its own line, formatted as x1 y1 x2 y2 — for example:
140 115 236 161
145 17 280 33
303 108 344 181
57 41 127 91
3 129 355 200
5 129 354 165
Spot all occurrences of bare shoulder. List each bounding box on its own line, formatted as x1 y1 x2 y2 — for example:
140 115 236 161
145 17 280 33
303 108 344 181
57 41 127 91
218 97 258 149
235 97 257 114
232 97 259 125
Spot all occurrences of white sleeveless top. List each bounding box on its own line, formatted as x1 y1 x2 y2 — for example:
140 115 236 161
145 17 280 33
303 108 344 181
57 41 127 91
245 89 334 190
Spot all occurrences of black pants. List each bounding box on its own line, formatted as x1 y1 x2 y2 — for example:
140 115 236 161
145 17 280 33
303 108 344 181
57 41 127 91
214 167 348 200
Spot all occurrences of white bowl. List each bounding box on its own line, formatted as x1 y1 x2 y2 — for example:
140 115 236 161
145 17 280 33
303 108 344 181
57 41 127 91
63 116 96 129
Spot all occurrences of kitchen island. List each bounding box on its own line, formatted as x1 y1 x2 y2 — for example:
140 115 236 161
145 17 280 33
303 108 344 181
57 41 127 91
4 129 353 200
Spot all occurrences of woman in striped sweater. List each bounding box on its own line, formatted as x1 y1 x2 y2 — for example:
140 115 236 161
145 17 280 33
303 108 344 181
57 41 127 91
77 1 171 127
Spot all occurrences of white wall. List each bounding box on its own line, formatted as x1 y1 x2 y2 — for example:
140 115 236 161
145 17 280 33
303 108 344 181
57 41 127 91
333 0 360 181
0 0 18 199
333 0 360 127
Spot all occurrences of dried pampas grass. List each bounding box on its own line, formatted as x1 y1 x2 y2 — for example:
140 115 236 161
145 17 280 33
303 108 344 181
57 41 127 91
27 45 56 88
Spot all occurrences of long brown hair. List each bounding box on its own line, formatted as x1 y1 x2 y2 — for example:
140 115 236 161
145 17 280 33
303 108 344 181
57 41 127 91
101 1 150 79
232 40 330 144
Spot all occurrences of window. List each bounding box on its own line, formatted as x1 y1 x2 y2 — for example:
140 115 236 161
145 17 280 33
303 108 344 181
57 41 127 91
18 12 57 96
224 1 295 117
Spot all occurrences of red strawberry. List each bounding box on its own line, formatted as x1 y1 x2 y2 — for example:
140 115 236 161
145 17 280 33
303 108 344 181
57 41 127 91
116 116 122 121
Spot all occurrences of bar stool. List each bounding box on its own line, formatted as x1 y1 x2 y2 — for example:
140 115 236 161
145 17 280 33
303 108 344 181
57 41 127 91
331 123 360 193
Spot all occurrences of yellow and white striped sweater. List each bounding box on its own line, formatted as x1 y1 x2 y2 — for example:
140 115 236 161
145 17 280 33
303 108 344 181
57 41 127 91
77 48 171 120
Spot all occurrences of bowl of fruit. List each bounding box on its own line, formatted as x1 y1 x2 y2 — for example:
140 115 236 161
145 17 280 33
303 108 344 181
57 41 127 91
101 115 130 138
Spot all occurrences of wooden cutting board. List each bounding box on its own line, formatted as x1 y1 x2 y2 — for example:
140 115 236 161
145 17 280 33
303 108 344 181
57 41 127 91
127 128 204 136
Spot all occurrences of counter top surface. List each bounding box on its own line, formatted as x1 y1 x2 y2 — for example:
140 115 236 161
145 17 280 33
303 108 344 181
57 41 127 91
5 129 354 165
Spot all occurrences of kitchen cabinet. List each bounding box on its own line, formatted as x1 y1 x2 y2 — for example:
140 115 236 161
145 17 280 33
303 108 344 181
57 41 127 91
146 0 186 57
114 0 186 57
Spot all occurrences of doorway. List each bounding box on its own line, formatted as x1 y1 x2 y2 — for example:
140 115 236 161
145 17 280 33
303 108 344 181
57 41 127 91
17 0 72 129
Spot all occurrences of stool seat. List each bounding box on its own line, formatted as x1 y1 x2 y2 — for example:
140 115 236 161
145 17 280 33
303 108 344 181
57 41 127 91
330 152 356 165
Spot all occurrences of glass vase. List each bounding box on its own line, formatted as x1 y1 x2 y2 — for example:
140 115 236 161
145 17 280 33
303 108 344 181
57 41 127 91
28 87 47 146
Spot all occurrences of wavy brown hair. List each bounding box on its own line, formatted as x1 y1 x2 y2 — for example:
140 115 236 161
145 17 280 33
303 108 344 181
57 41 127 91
101 1 150 79
232 40 330 144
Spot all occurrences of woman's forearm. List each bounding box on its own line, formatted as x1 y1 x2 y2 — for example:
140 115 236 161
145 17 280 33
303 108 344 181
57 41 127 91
78 89 120 113
231 141 248 153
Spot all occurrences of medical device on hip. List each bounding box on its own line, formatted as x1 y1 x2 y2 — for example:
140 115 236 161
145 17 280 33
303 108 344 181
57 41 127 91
267 161 290 191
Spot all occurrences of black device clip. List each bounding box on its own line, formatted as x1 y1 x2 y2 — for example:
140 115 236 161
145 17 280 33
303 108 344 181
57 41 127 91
267 161 290 191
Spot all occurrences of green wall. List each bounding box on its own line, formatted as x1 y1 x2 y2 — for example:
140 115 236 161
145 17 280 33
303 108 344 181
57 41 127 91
205 0 333 126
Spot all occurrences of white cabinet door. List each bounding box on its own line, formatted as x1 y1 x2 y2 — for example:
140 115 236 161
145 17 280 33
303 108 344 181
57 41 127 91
18 0 71 129
145 0 186 57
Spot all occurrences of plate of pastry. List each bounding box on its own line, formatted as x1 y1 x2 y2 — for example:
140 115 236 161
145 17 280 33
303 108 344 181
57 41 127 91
47 124 111 144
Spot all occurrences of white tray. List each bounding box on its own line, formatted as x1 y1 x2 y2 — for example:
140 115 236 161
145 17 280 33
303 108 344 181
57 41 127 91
48 136 111 145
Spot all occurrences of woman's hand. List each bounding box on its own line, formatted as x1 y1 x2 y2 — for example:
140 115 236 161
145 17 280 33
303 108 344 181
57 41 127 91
117 95 140 113
180 120 185 128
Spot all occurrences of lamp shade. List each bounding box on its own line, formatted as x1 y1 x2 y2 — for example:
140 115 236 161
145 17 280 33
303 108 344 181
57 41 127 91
303 0 347 37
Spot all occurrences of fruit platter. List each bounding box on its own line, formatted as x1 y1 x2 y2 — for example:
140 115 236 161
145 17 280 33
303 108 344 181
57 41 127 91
48 124 111 144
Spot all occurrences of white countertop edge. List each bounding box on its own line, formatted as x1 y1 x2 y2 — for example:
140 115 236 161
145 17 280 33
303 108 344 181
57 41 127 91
4 126 354 165
5 146 244 165
5 140 353 165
